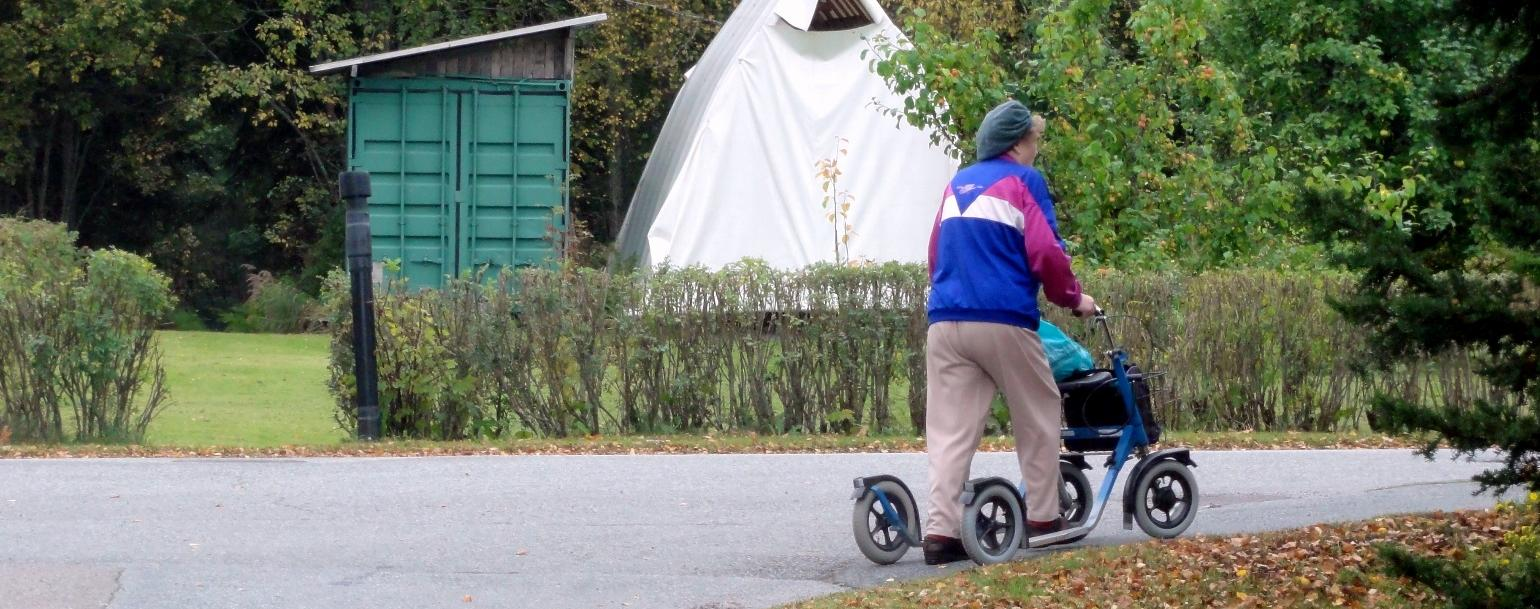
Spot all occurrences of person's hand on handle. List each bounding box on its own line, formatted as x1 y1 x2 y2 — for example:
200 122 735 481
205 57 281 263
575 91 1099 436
1072 294 1098 318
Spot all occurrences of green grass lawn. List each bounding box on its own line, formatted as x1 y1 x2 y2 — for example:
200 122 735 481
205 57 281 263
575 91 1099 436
151 331 343 446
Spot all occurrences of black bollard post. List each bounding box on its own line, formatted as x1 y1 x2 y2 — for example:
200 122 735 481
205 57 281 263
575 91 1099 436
340 171 381 441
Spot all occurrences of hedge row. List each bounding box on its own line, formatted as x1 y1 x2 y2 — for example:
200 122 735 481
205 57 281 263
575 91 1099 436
322 262 1507 440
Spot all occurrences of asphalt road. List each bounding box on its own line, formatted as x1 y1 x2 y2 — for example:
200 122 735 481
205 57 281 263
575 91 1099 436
0 449 1513 609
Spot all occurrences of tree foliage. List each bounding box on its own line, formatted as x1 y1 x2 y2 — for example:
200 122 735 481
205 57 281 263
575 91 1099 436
0 0 195 228
1273 1 1539 602
0 0 1532 332
1295 1 1538 496
0 0 743 318
871 0 1300 269
1212 0 1480 171
0 0 337 317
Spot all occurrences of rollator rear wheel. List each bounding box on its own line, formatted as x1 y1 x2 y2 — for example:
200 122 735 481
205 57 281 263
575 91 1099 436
1131 461 1198 539
1055 462 1093 545
1059 461 1092 528
960 484 1024 565
852 480 918 564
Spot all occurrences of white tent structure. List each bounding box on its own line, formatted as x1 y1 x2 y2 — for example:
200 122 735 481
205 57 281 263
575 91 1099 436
613 0 958 269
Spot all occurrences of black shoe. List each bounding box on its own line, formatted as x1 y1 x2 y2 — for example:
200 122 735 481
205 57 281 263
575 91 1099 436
923 535 968 565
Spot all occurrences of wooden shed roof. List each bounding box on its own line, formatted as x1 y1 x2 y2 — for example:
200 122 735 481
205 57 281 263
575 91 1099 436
308 14 607 76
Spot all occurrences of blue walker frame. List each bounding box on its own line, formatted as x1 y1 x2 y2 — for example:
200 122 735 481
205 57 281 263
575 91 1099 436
852 309 1197 555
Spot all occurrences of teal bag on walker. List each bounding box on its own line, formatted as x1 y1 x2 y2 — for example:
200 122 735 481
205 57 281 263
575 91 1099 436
1038 320 1094 381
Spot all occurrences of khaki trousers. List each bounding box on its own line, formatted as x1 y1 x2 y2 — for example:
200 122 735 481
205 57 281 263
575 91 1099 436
925 321 1062 538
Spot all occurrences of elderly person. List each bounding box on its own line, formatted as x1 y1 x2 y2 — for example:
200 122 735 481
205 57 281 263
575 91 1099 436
922 100 1097 564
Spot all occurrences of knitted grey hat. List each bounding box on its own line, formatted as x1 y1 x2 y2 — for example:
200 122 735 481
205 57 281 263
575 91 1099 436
975 100 1034 161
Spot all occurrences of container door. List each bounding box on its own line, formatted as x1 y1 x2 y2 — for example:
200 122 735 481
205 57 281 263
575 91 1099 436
348 79 455 288
461 81 569 276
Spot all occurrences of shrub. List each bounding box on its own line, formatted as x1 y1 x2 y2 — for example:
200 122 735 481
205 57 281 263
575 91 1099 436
0 218 174 443
166 308 209 331
0 219 79 441
325 269 472 440
62 250 175 441
323 261 1498 439
221 267 323 333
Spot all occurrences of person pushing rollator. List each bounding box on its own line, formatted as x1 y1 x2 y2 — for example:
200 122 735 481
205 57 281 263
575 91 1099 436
921 100 1097 565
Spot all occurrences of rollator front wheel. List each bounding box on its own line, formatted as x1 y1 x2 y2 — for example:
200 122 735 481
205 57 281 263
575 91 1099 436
1131 461 1198 539
960 483 1024 565
852 480 919 564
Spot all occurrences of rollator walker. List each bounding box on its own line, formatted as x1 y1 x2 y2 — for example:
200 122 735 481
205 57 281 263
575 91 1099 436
850 308 1199 565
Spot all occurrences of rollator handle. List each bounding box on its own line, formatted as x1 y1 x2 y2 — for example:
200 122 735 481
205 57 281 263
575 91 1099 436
1072 306 1107 319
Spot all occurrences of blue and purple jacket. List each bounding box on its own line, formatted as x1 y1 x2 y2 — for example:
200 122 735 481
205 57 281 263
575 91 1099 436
926 156 1083 331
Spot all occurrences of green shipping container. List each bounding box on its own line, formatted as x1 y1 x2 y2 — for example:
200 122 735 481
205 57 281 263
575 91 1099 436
346 77 569 288
311 16 605 289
